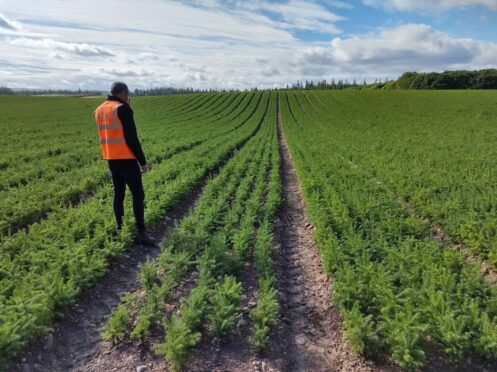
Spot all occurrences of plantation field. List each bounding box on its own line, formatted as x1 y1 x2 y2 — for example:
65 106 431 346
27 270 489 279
2 90 497 370
0 91 268 368
281 90 497 369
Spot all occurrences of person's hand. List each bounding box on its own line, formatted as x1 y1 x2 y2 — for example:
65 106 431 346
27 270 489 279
140 164 151 173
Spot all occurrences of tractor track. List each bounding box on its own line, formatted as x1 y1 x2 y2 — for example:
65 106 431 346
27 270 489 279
267 95 396 372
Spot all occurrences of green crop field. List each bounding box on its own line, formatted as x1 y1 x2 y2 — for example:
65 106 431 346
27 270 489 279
281 90 497 369
1 90 497 370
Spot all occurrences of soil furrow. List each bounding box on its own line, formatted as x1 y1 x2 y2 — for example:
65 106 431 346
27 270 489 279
272 98 395 372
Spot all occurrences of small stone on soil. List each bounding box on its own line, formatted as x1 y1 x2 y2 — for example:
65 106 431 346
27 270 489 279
136 365 147 372
295 335 306 345
45 333 54 351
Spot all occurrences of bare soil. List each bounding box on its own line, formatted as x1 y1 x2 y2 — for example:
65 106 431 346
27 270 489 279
267 107 397 372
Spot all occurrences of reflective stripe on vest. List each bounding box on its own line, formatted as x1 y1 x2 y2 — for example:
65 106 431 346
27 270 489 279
100 138 126 144
97 124 122 130
94 100 136 160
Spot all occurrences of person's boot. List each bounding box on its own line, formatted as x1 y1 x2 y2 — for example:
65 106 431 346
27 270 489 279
116 217 123 232
135 231 158 246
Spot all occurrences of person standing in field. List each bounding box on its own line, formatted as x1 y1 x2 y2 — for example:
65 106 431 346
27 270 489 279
94 82 157 246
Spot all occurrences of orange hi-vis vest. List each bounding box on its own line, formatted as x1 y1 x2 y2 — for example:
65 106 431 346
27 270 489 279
94 100 136 160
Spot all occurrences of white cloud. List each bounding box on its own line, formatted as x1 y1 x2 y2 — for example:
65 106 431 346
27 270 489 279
2 0 296 44
5 37 115 57
0 1 496 90
261 67 280 77
239 0 344 34
363 0 497 11
0 12 21 30
0 0 305 89
100 68 152 77
136 53 161 62
300 24 497 75
327 1 355 10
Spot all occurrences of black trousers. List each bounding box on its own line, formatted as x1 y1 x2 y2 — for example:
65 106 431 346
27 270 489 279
108 159 145 233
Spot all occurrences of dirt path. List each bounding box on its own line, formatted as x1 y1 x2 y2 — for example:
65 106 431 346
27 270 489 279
269 101 396 372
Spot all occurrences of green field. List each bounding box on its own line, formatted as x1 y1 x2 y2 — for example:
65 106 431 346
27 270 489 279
281 90 497 369
1 90 497 370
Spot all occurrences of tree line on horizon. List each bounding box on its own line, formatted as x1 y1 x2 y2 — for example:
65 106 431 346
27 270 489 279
0 86 238 96
132 87 241 96
292 69 497 90
0 87 103 96
1 69 496 96
393 69 497 90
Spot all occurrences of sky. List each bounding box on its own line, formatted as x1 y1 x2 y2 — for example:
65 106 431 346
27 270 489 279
1 0 497 90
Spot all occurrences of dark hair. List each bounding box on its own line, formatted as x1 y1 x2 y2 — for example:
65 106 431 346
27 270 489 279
110 82 129 95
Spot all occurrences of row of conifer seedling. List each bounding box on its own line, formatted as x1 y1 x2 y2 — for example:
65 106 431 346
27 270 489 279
102 93 281 371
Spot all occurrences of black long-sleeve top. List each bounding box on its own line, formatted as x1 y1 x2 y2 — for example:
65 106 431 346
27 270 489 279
107 95 147 166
